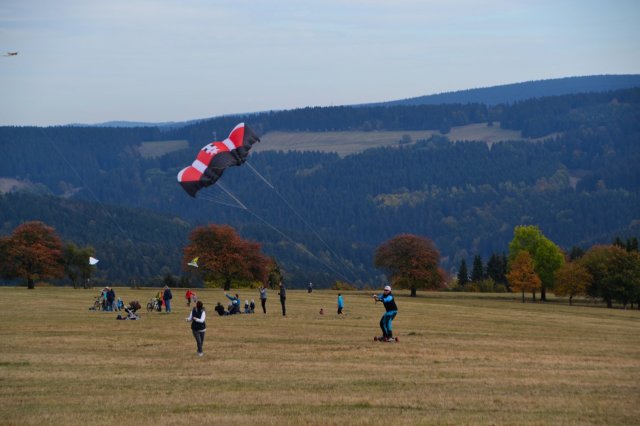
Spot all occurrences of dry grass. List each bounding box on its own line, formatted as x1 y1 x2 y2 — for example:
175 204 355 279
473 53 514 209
254 123 527 157
137 140 189 158
0 287 638 425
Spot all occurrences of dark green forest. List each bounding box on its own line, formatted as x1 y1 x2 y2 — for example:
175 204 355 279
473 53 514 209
1 85 639 287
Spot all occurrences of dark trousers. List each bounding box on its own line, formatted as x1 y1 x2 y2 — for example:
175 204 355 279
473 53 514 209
192 330 205 353
261 298 267 313
280 297 286 316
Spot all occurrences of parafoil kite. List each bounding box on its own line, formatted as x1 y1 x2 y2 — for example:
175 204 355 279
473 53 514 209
177 123 260 197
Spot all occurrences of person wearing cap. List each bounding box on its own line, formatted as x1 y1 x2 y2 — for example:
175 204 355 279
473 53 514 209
224 292 241 315
373 285 398 342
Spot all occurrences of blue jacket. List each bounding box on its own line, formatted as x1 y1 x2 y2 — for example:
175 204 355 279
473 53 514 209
377 293 398 312
337 295 344 308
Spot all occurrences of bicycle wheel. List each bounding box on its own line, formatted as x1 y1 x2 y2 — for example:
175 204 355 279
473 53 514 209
147 302 153 312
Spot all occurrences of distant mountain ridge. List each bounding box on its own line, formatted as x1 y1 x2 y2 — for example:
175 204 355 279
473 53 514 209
365 74 640 107
66 75 640 129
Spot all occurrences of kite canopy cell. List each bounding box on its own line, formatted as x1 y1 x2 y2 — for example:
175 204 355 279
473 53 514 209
177 122 260 197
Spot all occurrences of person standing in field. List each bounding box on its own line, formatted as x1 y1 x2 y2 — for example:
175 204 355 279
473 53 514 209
186 300 206 356
185 289 194 306
337 293 344 315
163 285 173 313
156 289 164 312
278 281 287 316
259 285 267 314
373 285 398 342
106 287 116 312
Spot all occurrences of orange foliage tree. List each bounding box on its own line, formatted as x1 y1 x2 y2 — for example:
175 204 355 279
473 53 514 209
1 221 64 289
182 224 269 290
554 262 592 305
507 251 541 303
374 234 443 297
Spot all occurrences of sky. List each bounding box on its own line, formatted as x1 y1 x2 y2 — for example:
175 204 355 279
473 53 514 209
1 0 639 126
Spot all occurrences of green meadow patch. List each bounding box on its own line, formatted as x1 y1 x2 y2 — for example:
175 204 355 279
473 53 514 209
0 287 638 425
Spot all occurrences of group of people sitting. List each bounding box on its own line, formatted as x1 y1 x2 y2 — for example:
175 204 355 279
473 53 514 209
214 292 256 316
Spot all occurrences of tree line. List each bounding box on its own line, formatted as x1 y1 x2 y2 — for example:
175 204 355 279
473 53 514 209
1 88 638 286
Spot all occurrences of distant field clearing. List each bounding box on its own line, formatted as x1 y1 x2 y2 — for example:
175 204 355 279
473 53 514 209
137 140 189 158
255 122 528 156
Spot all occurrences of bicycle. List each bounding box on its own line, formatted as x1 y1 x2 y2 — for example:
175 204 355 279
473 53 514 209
147 298 162 312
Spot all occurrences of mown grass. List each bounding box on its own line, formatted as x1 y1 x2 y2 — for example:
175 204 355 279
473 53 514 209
255 123 525 157
137 140 189 158
0 287 638 425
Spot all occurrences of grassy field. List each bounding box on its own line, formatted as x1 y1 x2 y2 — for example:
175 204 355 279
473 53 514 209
0 287 638 425
255 123 526 157
137 140 189 158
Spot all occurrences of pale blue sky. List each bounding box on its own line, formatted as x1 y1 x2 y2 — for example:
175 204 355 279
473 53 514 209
1 0 638 126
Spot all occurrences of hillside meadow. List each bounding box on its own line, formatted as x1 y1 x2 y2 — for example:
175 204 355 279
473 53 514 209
254 123 526 157
0 287 638 425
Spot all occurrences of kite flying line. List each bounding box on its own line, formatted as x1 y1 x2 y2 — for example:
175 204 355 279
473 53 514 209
176 122 359 283
202 182 353 283
244 161 359 282
38 128 131 239
37 128 152 274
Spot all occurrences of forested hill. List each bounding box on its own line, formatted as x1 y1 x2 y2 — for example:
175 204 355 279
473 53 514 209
1 87 639 287
0 193 189 285
367 74 640 107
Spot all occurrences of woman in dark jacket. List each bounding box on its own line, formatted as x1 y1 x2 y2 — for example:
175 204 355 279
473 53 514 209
186 301 206 356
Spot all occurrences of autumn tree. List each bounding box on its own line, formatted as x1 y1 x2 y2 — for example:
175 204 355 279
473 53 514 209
62 243 96 289
508 225 564 301
579 245 640 308
3 221 64 289
554 262 592 305
182 224 269 290
507 251 541 303
0 236 11 280
579 245 621 308
374 234 442 297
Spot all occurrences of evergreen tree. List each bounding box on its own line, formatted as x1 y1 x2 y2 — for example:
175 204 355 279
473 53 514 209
457 259 469 287
471 255 485 282
163 273 177 288
569 246 585 260
486 254 507 285
613 237 625 249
